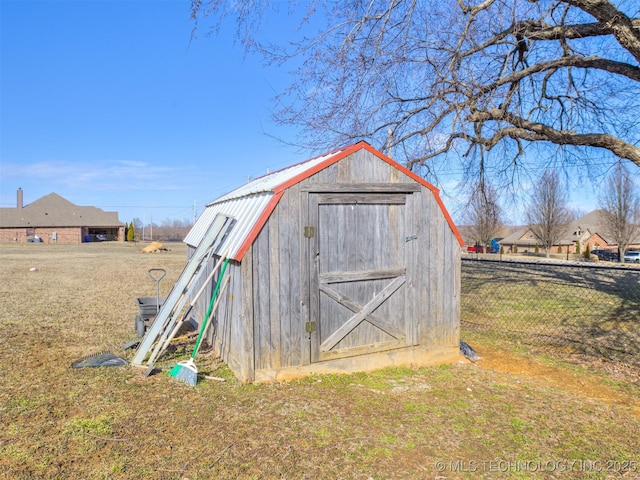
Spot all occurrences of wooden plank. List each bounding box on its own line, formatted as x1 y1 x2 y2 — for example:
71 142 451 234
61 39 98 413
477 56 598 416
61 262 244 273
317 193 407 204
404 192 418 346
278 186 297 367
320 275 406 351
442 219 461 345
240 246 255 382
254 225 271 370
308 193 320 362
418 188 433 346
269 196 282 370
431 195 445 347
301 183 421 193
319 267 406 284
299 189 311 366
318 282 406 340
290 183 304 366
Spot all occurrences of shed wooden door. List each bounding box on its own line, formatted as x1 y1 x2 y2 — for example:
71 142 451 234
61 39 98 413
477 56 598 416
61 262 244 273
308 192 409 362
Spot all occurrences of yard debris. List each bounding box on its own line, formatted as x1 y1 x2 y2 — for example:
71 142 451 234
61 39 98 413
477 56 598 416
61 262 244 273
460 340 482 362
71 351 128 368
29 267 38 272
141 242 165 253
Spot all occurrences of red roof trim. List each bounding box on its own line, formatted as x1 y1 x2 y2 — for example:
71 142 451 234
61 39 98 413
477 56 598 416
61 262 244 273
358 142 464 247
272 142 364 194
235 141 463 260
234 190 285 262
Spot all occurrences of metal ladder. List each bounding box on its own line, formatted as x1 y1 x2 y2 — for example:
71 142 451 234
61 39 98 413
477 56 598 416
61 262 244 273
132 213 235 366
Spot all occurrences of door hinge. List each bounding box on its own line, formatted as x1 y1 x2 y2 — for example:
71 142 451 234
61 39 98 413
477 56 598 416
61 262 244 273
305 321 316 333
304 226 315 238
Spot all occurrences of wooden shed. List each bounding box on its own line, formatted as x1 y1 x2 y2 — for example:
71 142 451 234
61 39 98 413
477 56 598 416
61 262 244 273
184 142 464 382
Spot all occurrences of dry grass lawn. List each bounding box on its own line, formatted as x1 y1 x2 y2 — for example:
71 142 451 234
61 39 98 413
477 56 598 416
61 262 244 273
1 242 638 479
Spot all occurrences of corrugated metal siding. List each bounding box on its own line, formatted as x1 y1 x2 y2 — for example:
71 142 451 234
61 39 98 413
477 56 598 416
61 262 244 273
184 148 345 259
184 142 464 262
214 149 344 203
184 192 273 260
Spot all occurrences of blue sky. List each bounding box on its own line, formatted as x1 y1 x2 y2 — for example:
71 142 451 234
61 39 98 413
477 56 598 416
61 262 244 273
1 0 304 225
1 0 633 228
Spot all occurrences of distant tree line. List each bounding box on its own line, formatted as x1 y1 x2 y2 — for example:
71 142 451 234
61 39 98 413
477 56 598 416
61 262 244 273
125 218 193 243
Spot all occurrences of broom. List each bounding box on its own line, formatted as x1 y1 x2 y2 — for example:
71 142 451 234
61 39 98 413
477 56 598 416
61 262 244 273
168 257 230 386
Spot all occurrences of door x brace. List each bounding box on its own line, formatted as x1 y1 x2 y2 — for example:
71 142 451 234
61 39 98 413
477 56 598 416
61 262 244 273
319 275 406 351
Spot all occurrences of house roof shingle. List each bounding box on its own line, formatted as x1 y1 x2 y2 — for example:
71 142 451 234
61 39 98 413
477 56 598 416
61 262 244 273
0 193 122 228
499 209 639 247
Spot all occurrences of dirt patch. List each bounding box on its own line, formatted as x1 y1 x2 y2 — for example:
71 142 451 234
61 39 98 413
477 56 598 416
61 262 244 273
471 341 640 418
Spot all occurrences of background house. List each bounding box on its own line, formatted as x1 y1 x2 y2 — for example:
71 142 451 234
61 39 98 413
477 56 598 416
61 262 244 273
183 142 464 382
0 188 124 244
498 209 639 255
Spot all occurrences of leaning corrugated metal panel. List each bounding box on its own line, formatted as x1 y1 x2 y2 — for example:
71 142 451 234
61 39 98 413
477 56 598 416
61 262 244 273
215 193 273 260
184 192 273 261
183 207 217 248
185 148 345 257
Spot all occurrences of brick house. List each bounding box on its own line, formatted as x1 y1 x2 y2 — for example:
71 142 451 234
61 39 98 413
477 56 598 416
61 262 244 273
0 189 124 244
499 209 639 255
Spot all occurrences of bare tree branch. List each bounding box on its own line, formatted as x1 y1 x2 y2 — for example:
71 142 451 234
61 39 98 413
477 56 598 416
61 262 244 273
563 0 640 61
468 108 640 164
191 0 640 185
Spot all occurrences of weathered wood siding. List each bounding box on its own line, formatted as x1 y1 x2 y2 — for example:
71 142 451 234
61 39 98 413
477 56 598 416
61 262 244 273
409 183 461 348
250 149 459 375
250 182 305 373
193 147 460 382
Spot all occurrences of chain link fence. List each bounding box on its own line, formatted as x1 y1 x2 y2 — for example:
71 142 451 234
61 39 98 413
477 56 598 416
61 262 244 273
461 257 640 368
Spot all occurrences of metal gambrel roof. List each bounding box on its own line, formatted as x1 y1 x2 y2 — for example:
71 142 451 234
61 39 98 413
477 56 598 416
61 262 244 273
184 142 463 260
184 146 348 259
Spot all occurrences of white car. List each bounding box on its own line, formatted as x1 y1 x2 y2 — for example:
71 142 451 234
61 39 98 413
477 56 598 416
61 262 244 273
624 251 640 263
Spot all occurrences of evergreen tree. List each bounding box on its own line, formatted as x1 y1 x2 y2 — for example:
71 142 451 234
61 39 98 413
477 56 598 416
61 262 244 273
127 221 135 242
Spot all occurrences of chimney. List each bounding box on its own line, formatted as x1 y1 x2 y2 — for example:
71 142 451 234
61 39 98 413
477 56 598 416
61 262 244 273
17 188 23 209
